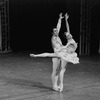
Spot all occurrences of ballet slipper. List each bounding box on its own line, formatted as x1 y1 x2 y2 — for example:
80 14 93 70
53 85 60 91
30 54 36 57
59 84 63 92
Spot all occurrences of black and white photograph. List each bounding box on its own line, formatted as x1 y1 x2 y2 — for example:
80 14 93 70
0 0 100 100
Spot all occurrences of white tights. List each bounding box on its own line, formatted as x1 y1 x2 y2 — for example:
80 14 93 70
52 58 67 92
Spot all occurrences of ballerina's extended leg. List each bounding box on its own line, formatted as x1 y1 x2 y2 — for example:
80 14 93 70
30 53 58 58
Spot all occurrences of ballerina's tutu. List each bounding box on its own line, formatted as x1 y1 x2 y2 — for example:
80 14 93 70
58 51 79 64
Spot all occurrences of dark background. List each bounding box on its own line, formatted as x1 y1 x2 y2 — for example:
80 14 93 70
9 0 100 55
9 0 80 53
90 4 100 55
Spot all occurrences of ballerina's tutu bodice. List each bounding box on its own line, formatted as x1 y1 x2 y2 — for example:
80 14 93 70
66 39 78 53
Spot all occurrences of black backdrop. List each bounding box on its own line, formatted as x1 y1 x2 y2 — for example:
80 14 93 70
9 0 80 53
91 4 100 55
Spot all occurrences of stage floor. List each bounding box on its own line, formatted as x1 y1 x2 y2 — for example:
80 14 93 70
0 52 100 100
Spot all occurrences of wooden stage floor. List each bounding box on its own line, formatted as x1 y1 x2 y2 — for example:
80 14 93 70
0 52 99 100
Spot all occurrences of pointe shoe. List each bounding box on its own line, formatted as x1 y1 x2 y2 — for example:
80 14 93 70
59 84 63 92
53 85 60 92
30 54 36 57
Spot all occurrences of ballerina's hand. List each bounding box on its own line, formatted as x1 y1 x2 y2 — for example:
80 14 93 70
59 13 64 19
65 13 69 20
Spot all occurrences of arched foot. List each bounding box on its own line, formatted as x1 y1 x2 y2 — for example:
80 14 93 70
53 85 60 92
59 84 63 92
30 54 36 57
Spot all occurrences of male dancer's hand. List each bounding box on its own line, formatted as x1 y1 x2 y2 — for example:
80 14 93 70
59 13 64 19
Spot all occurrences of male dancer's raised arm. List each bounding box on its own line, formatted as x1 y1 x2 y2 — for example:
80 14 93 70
54 13 64 34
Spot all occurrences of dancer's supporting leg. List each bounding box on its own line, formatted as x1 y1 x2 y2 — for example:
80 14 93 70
59 58 67 92
30 53 58 58
51 58 60 91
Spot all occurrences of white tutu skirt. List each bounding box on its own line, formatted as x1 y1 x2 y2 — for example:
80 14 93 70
58 51 79 64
